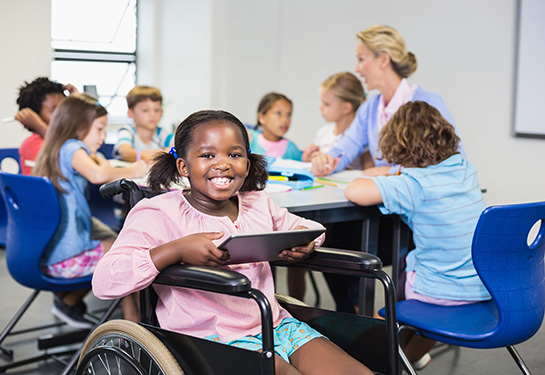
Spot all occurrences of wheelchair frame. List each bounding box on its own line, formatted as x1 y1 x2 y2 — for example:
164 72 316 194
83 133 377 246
75 179 402 375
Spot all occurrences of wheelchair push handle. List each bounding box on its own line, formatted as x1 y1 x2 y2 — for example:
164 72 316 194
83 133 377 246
99 179 140 198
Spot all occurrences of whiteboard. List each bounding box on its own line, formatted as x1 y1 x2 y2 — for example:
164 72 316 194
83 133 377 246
513 0 545 138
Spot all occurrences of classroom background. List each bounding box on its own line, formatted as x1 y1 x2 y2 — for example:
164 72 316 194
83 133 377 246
1 0 543 207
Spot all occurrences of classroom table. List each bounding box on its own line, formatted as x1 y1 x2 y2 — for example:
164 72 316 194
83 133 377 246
269 184 382 316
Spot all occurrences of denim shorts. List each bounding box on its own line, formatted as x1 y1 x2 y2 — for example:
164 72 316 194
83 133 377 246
204 317 325 362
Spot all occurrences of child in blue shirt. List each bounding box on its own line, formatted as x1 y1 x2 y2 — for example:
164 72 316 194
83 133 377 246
249 92 302 161
345 100 490 368
33 93 147 327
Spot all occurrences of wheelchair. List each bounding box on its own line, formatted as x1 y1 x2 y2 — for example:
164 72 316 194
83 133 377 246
75 179 403 375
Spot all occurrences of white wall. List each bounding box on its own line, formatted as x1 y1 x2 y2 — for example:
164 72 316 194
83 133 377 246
207 0 545 206
1 0 544 206
0 0 52 148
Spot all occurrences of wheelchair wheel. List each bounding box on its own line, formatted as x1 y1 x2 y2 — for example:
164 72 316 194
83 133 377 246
77 319 184 375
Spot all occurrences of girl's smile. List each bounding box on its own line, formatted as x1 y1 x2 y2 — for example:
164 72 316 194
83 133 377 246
178 120 250 216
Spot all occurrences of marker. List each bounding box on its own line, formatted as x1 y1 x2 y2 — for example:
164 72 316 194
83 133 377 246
315 178 337 187
268 175 288 182
1 117 15 123
302 184 325 190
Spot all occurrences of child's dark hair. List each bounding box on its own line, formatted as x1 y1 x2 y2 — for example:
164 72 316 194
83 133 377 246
148 110 269 193
255 92 292 130
379 101 460 168
16 77 65 113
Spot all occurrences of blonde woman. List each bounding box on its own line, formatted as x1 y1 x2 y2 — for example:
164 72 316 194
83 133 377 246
311 25 465 177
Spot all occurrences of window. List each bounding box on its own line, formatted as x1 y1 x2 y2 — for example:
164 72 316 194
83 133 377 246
50 0 137 124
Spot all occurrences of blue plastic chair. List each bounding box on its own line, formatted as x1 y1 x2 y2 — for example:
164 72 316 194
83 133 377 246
0 172 118 373
384 201 545 374
0 148 21 247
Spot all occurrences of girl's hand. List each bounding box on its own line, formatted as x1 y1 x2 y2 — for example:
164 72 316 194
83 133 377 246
178 232 230 266
278 226 315 262
130 160 149 178
311 152 338 177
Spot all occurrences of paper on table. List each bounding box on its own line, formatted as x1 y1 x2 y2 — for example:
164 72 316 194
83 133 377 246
270 158 312 170
265 183 292 194
319 169 370 184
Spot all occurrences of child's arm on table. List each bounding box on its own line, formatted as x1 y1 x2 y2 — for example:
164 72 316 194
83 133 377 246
72 148 148 184
344 177 383 206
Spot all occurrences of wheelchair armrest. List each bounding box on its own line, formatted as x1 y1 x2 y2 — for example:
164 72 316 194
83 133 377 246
153 264 251 294
272 247 382 272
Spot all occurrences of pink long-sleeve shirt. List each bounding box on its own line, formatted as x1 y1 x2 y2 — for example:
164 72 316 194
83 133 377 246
92 189 325 342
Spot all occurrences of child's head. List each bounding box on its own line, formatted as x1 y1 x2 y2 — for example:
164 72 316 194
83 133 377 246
255 92 293 141
126 86 164 131
319 72 365 123
379 101 460 168
16 77 67 126
33 93 108 189
148 110 268 195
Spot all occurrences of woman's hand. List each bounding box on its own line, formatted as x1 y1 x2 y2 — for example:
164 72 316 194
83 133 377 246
311 152 338 176
302 144 319 162
278 226 315 262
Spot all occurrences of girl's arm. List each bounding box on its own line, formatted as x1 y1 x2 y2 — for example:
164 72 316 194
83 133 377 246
15 108 48 137
344 177 383 206
93 231 229 299
149 232 229 271
72 148 148 184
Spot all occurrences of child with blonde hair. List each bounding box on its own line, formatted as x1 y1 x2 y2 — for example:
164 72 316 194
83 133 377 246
114 85 173 162
33 93 147 326
303 72 370 169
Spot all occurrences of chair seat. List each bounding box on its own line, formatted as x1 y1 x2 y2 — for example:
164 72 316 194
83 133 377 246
381 299 500 345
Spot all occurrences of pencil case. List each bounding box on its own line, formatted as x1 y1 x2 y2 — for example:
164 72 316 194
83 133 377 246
267 165 315 190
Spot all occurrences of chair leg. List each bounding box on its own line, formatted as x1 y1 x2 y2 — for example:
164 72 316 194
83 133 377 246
307 271 321 307
398 345 418 375
0 290 40 357
507 345 532 375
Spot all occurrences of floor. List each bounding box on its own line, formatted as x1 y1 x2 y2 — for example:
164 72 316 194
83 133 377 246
0 250 544 374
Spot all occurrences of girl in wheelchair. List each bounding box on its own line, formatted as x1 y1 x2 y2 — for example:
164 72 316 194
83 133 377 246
92 110 373 375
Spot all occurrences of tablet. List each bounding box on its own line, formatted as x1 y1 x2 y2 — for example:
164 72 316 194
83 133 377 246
218 228 325 264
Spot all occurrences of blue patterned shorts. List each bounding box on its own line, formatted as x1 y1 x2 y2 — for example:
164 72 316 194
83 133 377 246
205 317 325 362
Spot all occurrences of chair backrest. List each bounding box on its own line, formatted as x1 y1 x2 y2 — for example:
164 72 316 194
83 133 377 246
0 148 21 174
0 148 21 246
472 201 545 346
0 172 92 291
97 143 114 160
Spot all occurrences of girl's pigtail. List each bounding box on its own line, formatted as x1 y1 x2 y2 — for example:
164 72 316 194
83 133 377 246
241 153 268 192
147 151 181 193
